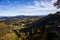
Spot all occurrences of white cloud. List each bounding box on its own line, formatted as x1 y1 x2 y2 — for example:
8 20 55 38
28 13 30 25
1 0 59 11
34 0 40 7
0 0 60 16
26 0 59 10
51 0 57 3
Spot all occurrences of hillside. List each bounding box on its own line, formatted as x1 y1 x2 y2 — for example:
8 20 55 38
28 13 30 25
0 11 60 40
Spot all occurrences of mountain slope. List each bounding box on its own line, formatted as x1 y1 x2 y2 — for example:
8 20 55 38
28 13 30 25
0 11 60 40
17 11 60 40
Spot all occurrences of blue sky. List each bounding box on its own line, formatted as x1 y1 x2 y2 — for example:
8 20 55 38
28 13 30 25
0 0 60 16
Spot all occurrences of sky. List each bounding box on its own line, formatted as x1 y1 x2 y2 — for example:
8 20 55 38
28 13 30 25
0 0 60 16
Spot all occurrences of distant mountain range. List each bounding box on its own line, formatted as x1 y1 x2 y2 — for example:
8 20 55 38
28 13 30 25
0 15 46 19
